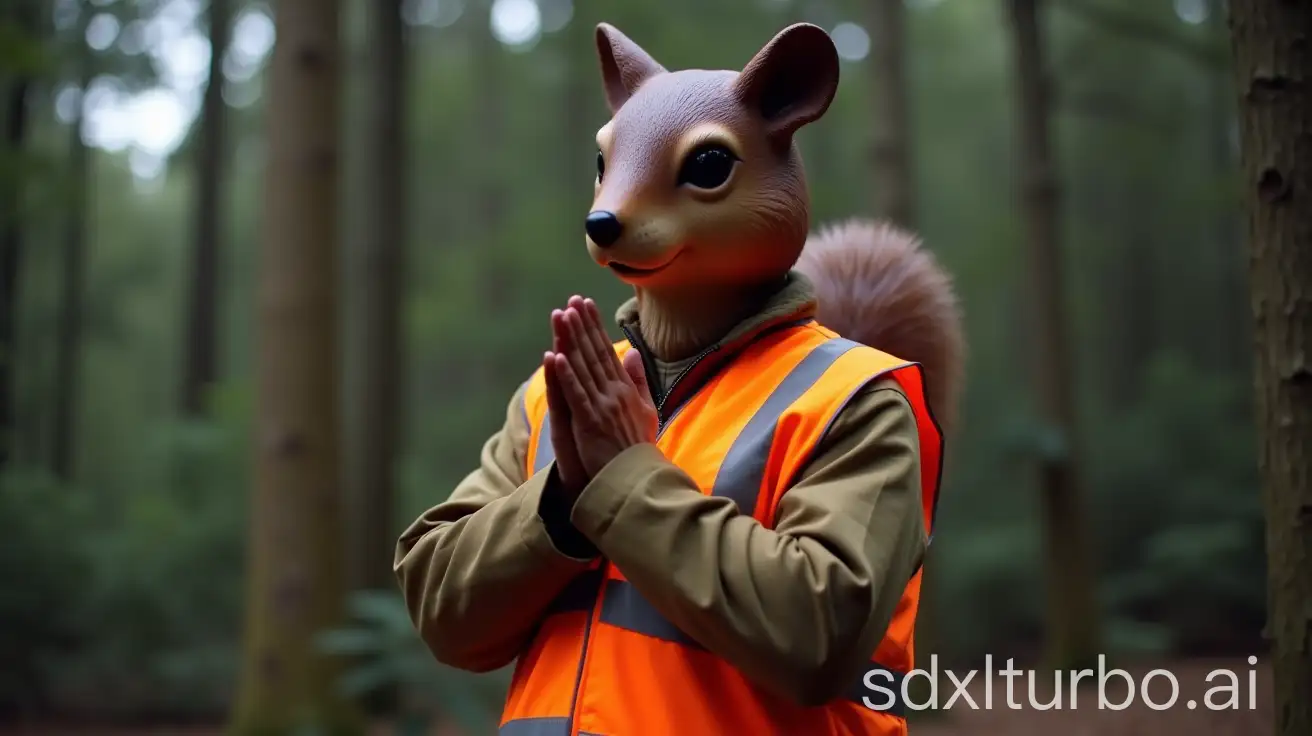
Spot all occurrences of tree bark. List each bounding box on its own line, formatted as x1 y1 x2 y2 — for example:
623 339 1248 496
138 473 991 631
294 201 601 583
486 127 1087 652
1005 0 1101 670
52 11 94 480
868 0 916 230
229 0 359 730
180 0 232 416
0 83 29 472
0 1 35 471
349 0 406 596
1226 3 1312 734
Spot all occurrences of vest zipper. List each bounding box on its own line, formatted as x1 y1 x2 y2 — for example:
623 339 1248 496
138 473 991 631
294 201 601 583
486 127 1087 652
620 324 719 433
565 596 597 735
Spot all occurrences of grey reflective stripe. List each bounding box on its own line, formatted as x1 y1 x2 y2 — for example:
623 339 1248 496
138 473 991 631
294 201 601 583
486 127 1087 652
499 716 571 736
847 665 908 718
595 579 907 718
534 409 555 473
598 579 702 648
710 337 862 516
545 568 604 615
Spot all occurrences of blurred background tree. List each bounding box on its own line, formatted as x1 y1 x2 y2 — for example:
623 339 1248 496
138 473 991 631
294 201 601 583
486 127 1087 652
0 0 1287 733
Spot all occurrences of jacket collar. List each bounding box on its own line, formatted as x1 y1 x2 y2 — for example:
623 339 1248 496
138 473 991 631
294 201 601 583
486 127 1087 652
615 271 819 425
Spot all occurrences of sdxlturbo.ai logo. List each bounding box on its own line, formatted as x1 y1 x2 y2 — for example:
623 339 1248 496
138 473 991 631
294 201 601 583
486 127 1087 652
859 655 1261 712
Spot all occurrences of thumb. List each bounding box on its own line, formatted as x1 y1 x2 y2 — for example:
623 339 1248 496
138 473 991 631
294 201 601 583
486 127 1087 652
622 349 653 404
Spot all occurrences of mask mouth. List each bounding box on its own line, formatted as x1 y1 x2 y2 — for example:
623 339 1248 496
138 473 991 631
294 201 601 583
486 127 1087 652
608 262 663 276
606 249 684 279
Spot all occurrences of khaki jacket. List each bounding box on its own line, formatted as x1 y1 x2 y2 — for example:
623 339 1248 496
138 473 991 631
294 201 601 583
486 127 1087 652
394 272 927 704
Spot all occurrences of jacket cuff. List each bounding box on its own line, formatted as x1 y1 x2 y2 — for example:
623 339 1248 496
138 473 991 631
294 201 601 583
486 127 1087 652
517 462 599 562
571 443 670 542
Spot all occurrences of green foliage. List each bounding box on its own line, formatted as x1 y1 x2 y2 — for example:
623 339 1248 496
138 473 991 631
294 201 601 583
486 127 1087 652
55 409 247 716
0 467 93 717
934 351 1263 662
319 591 510 736
1090 353 1263 653
0 19 50 78
0 387 249 720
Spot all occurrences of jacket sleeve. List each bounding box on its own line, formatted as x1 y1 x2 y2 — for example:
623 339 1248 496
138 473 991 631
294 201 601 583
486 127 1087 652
566 378 927 706
394 380 597 673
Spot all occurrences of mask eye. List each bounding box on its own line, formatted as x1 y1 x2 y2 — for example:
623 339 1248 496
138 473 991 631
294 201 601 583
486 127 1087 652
677 144 737 190
596 151 605 181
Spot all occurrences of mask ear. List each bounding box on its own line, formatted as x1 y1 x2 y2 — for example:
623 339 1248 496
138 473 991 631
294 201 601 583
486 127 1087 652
596 23 666 113
734 23 840 145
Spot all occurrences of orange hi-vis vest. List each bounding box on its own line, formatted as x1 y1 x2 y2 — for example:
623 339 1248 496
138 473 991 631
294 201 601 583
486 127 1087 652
502 320 944 736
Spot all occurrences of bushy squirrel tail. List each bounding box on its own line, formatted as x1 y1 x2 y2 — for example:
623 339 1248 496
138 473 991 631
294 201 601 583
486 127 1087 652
795 218 965 432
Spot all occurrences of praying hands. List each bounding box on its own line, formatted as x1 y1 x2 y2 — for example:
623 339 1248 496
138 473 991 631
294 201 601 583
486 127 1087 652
542 295 659 496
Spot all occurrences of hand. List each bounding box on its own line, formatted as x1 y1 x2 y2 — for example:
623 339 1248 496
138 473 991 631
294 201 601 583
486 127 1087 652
544 296 658 481
542 313 589 495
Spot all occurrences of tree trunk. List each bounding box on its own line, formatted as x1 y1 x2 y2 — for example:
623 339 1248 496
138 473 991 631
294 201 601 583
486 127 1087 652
0 1 35 471
229 0 359 730
180 0 232 416
1116 181 1155 404
349 0 406 596
52 12 94 480
0 82 29 472
868 0 916 229
472 0 507 313
1005 0 1100 670
1226 3 1312 734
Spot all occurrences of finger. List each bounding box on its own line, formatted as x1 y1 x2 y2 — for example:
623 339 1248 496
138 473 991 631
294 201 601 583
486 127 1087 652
568 306 614 386
554 306 577 359
566 294 591 353
582 298 622 380
547 317 573 407
563 308 603 395
554 352 597 421
622 348 652 400
543 351 572 421
545 354 588 482
569 292 608 364
545 353 580 448
557 308 582 373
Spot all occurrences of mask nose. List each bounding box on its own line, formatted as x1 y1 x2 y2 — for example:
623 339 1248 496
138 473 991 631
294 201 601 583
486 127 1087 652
585 210 624 247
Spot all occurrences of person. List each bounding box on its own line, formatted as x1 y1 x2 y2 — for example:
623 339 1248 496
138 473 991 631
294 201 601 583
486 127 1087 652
395 21 963 736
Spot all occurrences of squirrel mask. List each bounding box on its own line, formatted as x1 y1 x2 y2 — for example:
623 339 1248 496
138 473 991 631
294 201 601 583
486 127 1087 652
585 22 965 429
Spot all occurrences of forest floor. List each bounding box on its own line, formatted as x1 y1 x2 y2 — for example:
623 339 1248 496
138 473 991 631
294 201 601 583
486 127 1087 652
0 659 1271 736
